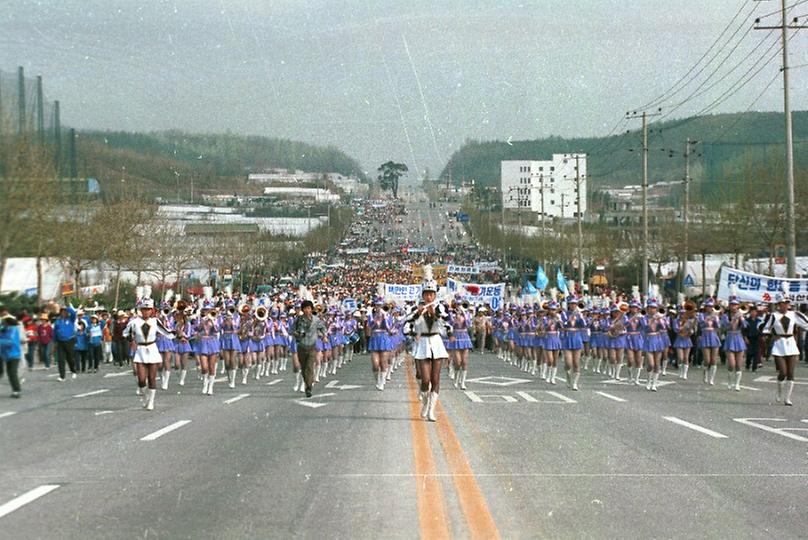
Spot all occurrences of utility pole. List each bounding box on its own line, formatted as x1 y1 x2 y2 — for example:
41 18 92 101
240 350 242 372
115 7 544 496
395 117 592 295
680 138 699 296
17 66 25 135
626 109 661 294
53 100 61 173
69 128 77 202
575 155 584 290
36 75 44 145
540 173 546 270
754 3 807 278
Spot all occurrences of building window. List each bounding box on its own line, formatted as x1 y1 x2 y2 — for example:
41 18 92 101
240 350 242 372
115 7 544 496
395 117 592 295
539 167 543 171
551 200 555 205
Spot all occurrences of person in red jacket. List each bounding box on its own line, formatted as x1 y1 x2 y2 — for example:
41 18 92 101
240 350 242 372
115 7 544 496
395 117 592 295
36 314 53 369
24 317 39 369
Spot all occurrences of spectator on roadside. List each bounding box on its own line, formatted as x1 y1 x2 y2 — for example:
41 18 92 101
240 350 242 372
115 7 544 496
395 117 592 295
111 310 130 367
75 319 90 373
53 304 78 381
37 313 53 368
24 316 39 370
88 314 105 373
101 311 113 363
0 306 23 398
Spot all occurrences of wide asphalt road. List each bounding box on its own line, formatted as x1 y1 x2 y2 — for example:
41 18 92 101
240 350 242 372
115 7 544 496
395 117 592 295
1 353 806 539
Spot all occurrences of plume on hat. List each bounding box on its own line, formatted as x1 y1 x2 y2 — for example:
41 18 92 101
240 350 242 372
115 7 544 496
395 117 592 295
707 284 715 298
163 289 174 303
143 285 152 300
225 285 233 299
631 286 640 301
423 264 433 282
203 286 213 300
135 286 144 303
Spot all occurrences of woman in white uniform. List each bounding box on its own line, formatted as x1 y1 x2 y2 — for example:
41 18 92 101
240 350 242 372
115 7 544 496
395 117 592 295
407 269 452 422
123 297 176 410
759 293 808 405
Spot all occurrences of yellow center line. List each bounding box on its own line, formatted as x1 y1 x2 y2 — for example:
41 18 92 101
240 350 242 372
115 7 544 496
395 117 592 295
435 399 501 540
406 361 452 540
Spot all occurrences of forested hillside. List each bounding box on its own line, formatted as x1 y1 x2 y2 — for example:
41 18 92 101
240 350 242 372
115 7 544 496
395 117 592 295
439 111 808 189
78 130 366 198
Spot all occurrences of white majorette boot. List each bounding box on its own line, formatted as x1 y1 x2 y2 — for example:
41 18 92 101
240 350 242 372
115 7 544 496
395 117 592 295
566 369 572 389
682 364 689 380
207 375 215 395
727 371 734 390
161 371 170 390
784 381 794 406
734 371 742 391
628 367 635 384
549 366 557 385
202 375 210 395
651 372 659 392
138 387 146 406
448 363 455 381
427 392 438 422
460 369 467 391
228 369 236 388
179 369 187 386
614 363 623 381
646 371 652 391
380 371 388 389
703 365 709 384
635 368 642 386
420 391 430 419
572 372 580 391
661 359 668 376
708 365 717 386
241 368 249 385
293 371 302 392
375 371 383 391
145 389 156 410
776 380 784 402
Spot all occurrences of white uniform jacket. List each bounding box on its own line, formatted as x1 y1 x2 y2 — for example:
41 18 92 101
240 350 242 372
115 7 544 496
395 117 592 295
406 303 452 360
759 310 808 357
123 316 176 364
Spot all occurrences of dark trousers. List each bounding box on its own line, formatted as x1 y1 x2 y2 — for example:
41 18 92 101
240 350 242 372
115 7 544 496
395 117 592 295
76 349 89 372
25 345 36 369
55 339 77 379
297 345 316 391
0 359 22 393
112 339 128 366
39 342 52 368
90 344 103 370
746 340 760 371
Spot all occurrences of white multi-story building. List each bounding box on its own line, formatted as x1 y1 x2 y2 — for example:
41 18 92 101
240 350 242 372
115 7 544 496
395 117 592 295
501 154 587 219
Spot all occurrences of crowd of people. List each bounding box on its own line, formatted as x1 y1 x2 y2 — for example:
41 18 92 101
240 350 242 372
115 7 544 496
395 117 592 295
1 197 806 419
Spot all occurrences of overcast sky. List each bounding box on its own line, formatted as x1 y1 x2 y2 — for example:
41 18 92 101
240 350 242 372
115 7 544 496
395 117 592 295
2 0 806 179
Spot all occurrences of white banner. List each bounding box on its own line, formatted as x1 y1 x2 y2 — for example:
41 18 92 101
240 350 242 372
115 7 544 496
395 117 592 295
382 283 423 303
447 264 475 275
343 247 369 255
447 278 505 309
474 261 500 272
717 266 808 305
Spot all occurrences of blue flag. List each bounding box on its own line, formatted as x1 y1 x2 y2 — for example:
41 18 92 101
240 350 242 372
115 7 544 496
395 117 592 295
557 269 569 296
535 266 549 291
523 281 538 296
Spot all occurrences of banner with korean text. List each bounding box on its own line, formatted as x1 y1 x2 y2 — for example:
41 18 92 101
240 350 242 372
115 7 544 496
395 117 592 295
446 278 505 310
381 283 423 303
717 266 808 305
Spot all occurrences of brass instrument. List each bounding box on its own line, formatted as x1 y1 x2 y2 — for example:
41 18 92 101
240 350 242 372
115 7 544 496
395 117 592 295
607 315 625 338
255 306 268 321
239 304 252 316
738 303 750 315
677 315 695 338
683 300 697 318
617 301 630 313
238 318 251 340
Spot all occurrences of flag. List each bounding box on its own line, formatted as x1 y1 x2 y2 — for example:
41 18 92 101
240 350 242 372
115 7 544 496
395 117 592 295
557 269 569 296
523 281 538 296
535 266 549 291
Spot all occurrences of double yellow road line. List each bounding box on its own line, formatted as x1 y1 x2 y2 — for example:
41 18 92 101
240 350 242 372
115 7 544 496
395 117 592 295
406 362 500 539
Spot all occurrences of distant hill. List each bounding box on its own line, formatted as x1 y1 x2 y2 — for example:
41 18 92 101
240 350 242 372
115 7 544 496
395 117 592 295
78 130 366 198
439 111 808 190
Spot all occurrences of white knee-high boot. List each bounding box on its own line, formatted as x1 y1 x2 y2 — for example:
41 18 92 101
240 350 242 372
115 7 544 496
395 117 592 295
427 392 438 422
161 371 170 390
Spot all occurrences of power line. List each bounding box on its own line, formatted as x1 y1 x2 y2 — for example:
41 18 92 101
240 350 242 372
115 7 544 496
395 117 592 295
636 0 753 112
755 0 808 19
